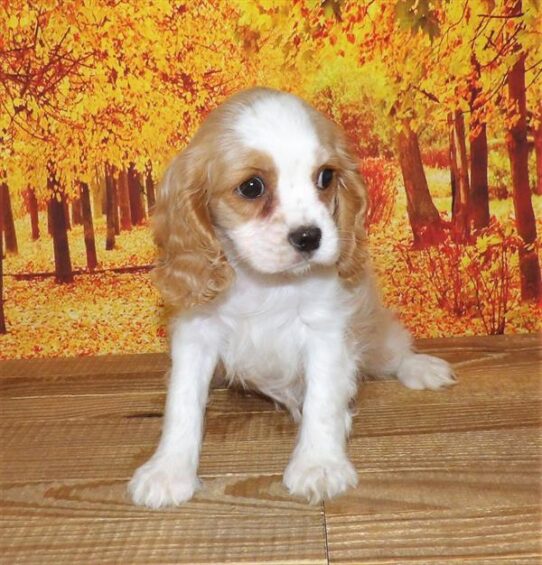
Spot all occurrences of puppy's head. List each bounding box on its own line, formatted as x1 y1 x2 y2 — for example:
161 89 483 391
153 87 368 310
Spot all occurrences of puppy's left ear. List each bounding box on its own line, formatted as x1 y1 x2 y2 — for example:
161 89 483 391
334 131 369 287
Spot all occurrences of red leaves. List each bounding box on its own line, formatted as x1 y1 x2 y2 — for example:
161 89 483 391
394 219 534 334
421 147 450 169
360 158 397 230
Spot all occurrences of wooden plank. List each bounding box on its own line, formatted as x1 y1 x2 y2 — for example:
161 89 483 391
326 470 539 515
0 368 230 399
2 333 538 395
2 337 539 401
0 333 537 380
2 377 539 482
0 370 168 398
0 352 169 379
0 411 295 482
3 417 532 482
324 503 540 563
0 476 327 564
1 333 539 404
0 388 277 422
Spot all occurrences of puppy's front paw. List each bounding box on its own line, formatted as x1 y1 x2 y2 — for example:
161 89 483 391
128 455 199 509
397 353 456 391
284 453 358 504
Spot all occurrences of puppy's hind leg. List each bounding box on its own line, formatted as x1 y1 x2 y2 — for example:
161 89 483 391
361 311 456 391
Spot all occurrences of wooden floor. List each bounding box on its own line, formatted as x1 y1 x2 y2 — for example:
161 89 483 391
0 334 540 564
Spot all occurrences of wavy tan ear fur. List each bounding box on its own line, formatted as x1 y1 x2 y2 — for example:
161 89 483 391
151 146 234 311
334 133 369 287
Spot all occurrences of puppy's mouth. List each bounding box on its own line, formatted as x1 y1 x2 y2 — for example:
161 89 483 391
246 251 313 276
288 263 313 276
283 255 312 275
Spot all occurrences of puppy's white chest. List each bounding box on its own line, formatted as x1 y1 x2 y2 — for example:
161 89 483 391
220 286 307 385
214 269 350 411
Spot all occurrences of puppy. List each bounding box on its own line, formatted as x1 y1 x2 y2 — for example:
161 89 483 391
129 87 455 508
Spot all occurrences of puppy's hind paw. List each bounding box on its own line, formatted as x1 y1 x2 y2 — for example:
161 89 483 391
397 353 456 391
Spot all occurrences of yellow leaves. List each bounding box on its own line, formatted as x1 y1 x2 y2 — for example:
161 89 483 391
1 272 166 359
10 97 25 113
7 14 19 29
476 233 502 253
1 208 168 359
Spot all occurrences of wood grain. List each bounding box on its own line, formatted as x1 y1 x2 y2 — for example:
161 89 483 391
1 476 326 564
324 504 540 564
0 352 169 379
0 334 540 564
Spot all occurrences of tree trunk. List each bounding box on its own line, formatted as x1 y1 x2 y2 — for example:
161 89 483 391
49 196 74 283
105 166 120 235
47 163 73 284
506 49 541 301
145 163 156 211
27 188 40 240
117 169 132 231
468 51 490 230
1 182 18 254
47 200 53 236
93 165 106 217
396 122 444 247
80 182 98 271
448 113 459 219
112 176 120 236
128 163 146 225
0 183 7 334
72 197 83 225
63 198 71 231
534 116 542 196
449 111 471 242
105 164 116 250
470 122 490 228
101 171 108 216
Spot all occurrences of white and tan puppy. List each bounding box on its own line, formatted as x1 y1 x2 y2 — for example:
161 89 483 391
129 87 455 508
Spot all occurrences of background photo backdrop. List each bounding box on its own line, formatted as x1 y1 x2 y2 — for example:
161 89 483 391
1 0 541 359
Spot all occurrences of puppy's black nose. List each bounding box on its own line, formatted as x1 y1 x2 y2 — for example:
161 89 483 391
288 225 322 253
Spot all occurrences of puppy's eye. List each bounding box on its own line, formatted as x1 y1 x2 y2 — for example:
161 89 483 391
237 176 265 199
317 168 334 190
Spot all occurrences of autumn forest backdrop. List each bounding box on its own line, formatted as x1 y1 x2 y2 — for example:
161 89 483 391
1 0 541 359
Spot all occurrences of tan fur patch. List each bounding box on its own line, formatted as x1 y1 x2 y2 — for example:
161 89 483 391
209 149 278 228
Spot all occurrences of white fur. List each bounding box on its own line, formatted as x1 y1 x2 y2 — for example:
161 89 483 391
129 90 456 508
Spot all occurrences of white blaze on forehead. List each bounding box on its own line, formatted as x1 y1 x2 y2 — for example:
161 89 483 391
233 92 321 162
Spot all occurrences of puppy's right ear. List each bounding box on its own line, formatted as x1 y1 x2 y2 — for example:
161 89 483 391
151 146 234 311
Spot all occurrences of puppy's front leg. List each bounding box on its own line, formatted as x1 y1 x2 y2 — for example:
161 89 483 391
129 317 218 508
284 331 358 503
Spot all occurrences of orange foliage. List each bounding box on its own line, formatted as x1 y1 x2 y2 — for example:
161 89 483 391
361 158 397 231
1 1 541 358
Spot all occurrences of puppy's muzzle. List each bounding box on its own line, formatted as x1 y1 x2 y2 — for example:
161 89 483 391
288 225 322 253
